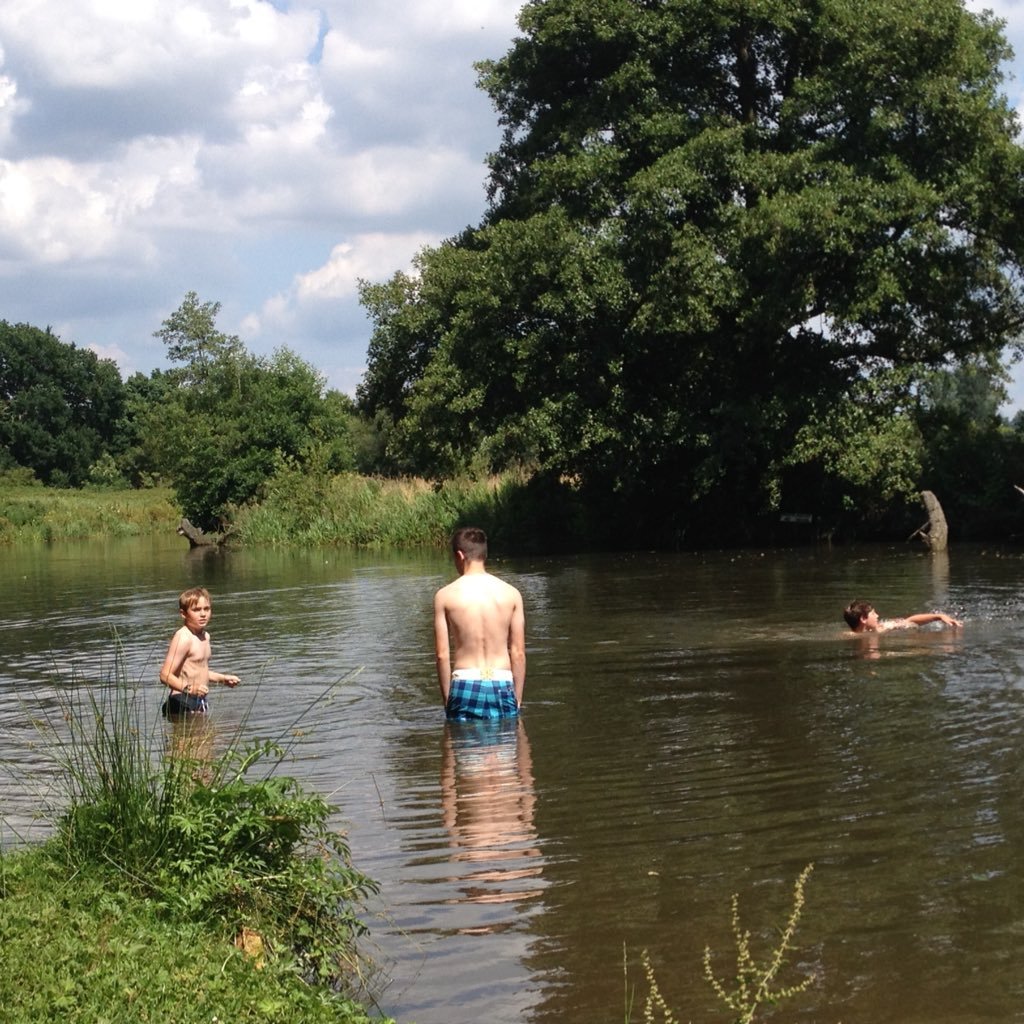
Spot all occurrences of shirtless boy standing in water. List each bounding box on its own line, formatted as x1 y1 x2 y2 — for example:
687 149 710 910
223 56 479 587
160 586 240 715
434 527 526 720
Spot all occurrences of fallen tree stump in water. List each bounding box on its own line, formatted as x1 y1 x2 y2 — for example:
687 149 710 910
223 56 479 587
176 517 232 549
909 490 948 552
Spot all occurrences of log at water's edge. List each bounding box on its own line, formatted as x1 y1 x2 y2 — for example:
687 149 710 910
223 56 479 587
917 490 948 552
177 517 222 549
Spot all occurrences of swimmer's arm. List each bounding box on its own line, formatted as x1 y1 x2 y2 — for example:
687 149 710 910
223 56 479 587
210 671 240 687
904 612 962 629
508 590 526 707
433 592 452 706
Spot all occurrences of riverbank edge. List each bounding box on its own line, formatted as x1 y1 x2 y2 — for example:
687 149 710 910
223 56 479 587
0 844 393 1024
0 472 572 552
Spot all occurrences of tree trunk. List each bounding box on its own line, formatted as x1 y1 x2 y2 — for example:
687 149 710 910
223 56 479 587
917 491 948 552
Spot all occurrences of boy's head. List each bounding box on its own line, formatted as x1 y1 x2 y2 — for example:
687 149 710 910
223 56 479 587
178 586 212 614
451 526 488 564
843 600 875 632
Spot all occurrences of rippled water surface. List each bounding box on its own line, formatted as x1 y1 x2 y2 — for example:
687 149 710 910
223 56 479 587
2 537 1024 1023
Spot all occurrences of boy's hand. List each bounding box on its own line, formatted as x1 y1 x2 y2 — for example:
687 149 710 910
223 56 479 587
221 675 241 688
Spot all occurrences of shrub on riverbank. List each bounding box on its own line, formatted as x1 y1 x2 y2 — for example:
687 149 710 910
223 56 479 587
0 662 390 1022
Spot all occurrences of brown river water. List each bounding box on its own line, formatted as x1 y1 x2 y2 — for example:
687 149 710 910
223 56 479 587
1 537 1023 1023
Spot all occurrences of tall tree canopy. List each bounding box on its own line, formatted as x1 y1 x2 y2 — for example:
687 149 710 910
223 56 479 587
0 321 124 486
359 0 1024 540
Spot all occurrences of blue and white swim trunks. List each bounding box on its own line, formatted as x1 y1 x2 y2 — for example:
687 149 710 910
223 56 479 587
445 668 519 721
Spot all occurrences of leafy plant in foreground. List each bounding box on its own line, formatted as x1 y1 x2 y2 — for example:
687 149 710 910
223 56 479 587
702 863 816 1023
628 863 817 1023
40 649 379 992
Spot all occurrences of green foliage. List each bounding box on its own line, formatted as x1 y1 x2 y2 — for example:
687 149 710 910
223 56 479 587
35 655 379 991
0 321 125 487
783 369 925 524
628 864 817 1024
0 852 388 1023
359 0 1024 543
144 294 356 530
0 485 178 544
703 864 816 1023
912 358 1024 537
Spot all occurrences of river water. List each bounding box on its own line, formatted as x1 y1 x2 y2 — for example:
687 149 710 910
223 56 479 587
1 537 1023 1023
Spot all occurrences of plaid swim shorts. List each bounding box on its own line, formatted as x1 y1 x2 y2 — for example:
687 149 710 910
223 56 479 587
445 668 519 721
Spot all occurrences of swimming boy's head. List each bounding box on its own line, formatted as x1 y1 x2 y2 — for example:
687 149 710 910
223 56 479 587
843 600 875 631
178 586 212 613
451 526 488 564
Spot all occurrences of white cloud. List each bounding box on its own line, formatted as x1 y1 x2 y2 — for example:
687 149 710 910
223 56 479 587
12 0 1021 412
242 229 437 334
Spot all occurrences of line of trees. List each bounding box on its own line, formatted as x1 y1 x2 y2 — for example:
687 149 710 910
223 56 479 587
0 294 374 531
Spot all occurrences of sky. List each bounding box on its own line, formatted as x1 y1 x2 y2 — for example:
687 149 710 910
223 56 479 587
0 0 1023 403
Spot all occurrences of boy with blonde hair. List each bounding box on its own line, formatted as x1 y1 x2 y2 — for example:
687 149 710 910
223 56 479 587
160 586 240 715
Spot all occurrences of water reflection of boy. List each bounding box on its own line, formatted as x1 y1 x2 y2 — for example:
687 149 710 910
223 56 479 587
843 599 962 634
440 718 543 908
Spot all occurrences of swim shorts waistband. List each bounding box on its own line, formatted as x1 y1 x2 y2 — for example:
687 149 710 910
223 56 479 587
451 668 514 683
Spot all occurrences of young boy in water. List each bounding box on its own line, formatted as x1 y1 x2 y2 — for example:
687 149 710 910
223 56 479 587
843 599 962 634
159 586 240 715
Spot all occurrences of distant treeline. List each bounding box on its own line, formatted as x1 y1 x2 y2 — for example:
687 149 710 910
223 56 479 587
3 296 1024 552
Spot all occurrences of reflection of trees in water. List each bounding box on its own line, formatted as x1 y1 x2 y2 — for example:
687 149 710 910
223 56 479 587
440 718 544 919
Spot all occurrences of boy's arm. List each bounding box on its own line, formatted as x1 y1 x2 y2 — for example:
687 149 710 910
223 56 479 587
159 629 199 694
210 671 240 687
433 591 452 706
905 612 963 628
508 590 526 707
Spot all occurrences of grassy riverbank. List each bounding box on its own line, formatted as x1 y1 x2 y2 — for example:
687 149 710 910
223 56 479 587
0 469 589 551
0 850 386 1023
0 669 392 1024
0 477 180 542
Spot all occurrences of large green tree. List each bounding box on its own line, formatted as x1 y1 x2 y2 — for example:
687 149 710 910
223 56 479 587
359 0 1024 540
0 321 124 486
147 295 355 529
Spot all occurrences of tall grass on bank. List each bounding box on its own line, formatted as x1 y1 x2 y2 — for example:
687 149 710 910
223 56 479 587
0 474 179 543
9 649 382 1001
234 467 540 548
0 465 594 551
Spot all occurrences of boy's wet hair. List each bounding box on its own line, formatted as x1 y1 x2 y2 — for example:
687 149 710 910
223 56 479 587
843 600 873 630
178 586 211 612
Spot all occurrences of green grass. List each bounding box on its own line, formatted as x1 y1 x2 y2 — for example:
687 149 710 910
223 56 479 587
0 651 392 1023
232 468 540 549
0 851 384 1024
0 479 179 542
0 464 598 551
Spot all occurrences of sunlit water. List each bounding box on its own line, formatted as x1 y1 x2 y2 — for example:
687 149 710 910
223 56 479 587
2 537 1024 1023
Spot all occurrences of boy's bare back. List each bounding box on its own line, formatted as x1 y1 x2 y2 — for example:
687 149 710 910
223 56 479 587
436 571 523 674
433 528 526 712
